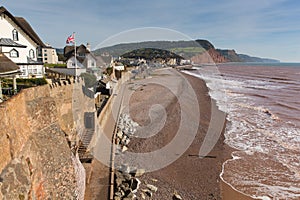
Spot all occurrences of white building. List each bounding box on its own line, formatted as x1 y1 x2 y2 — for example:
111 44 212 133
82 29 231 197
64 44 101 79
43 44 58 64
0 6 46 78
180 59 191 65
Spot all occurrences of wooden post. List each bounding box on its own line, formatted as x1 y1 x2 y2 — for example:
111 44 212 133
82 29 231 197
13 76 17 94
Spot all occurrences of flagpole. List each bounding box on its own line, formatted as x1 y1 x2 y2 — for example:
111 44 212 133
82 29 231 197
74 32 77 74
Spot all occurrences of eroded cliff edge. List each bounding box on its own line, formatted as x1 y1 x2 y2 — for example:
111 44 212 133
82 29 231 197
0 79 92 199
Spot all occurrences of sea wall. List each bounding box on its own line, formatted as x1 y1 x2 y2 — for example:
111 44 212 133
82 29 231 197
84 72 130 200
97 74 128 127
0 79 91 199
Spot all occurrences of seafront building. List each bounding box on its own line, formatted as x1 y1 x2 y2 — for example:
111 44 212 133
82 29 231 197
42 43 59 64
0 6 57 78
61 43 102 79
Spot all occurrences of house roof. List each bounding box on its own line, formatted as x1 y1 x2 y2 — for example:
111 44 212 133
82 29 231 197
64 44 91 59
0 6 46 47
115 62 124 66
78 56 88 65
0 53 21 76
46 67 84 77
64 45 99 67
95 55 112 67
77 56 85 64
0 38 27 48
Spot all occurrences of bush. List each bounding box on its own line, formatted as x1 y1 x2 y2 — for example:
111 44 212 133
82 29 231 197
44 63 67 68
105 67 113 76
16 77 48 86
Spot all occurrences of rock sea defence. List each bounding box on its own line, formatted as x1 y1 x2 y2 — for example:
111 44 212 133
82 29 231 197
0 79 92 199
114 114 161 200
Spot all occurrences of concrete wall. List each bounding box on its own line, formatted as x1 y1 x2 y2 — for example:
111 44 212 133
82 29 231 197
89 71 130 162
0 79 92 199
96 71 130 135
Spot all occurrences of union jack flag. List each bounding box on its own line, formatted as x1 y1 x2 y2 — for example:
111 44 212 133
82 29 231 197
66 33 75 44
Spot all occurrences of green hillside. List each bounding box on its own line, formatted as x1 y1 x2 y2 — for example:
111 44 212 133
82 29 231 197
93 40 207 59
92 40 280 63
121 48 184 60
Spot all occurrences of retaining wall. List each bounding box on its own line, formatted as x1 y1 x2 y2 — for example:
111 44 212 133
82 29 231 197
0 79 91 199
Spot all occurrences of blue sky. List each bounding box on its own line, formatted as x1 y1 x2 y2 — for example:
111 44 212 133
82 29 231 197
2 0 300 62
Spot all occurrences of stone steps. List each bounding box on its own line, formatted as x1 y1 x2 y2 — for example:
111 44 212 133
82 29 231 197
78 128 94 163
81 129 94 146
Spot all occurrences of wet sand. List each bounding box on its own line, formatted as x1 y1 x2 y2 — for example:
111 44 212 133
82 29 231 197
221 180 256 200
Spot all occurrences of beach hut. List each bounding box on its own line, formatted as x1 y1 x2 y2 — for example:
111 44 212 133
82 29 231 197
0 53 21 102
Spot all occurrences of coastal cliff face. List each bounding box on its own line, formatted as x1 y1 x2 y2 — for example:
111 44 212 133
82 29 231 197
0 80 90 199
193 40 279 63
217 49 242 62
191 40 232 63
191 49 229 63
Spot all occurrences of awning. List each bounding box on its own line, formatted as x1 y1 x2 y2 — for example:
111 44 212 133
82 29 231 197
0 38 27 48
0 53 21 77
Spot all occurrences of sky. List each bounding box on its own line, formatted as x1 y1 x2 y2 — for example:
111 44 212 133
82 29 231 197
1 0 300 62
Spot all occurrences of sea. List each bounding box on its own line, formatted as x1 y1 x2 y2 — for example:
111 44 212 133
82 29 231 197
185 63 300 199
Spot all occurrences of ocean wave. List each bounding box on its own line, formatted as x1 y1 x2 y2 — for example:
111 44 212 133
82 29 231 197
183 66 300 199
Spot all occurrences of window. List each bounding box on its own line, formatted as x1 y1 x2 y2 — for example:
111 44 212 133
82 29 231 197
10 49 19 58
29 49 35 59
21 69 26 76
32 68 37 74
44 53 47 56
12 29 18 41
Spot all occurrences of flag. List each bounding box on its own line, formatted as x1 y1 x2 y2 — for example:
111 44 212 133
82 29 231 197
66 33 75 44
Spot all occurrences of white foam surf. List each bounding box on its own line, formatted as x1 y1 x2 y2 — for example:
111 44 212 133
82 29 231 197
183 65 300 199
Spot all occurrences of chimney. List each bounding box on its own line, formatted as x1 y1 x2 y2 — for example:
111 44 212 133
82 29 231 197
86 43 91 51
